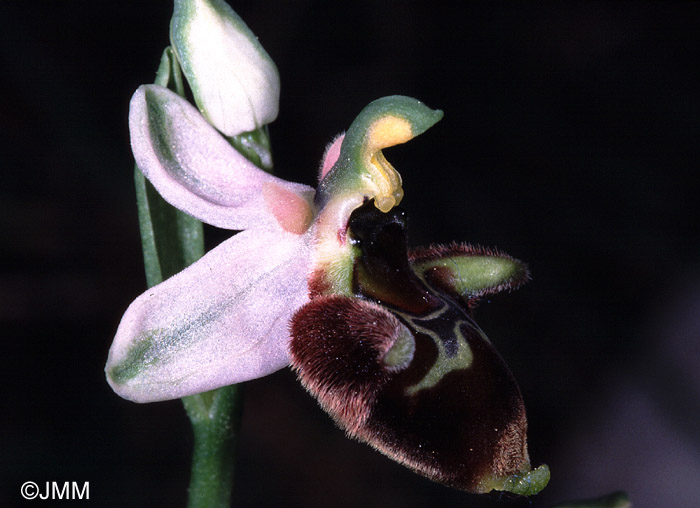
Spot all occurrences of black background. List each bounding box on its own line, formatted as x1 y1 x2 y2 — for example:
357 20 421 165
2 1 700 507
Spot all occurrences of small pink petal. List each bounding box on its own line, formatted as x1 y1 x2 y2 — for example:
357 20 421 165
319 133 344 182
106 229 310 402
262 181 314 234
130 85 314 231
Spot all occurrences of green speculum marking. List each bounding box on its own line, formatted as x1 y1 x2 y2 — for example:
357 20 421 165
348 200 480 394
398 308 476 395
346 200 546 493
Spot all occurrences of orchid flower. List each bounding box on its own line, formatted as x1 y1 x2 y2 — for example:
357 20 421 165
105 86 549 495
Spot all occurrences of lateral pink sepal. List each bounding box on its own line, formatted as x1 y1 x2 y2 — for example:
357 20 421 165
106 228 310 402
129 85 314 232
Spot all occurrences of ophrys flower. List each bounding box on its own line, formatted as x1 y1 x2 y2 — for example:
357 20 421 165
106 86 549 494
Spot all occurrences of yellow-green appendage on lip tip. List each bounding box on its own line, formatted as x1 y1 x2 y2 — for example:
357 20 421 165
315 95 443 213
478 464 550 495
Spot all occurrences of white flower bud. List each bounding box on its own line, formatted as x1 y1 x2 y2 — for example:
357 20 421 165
171 0 280 136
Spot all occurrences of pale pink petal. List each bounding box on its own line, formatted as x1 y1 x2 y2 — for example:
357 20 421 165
319 133 344 181
129 85 314 231
106 229 310 402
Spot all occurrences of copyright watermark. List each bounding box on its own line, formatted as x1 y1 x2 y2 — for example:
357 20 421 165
21 481 89 500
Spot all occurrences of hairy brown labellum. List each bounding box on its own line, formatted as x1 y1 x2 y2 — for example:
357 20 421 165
290 200 542 493
291 295 415 433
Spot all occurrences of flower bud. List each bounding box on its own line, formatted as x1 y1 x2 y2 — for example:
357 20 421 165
171 0 280 136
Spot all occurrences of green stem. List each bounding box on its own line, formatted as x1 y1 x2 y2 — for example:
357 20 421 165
181 386 244 508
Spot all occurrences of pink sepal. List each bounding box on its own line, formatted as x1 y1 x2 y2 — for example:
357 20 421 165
129 85 314 232
106 228 310 402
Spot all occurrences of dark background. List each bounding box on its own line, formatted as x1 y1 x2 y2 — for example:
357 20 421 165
2 1 700 507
